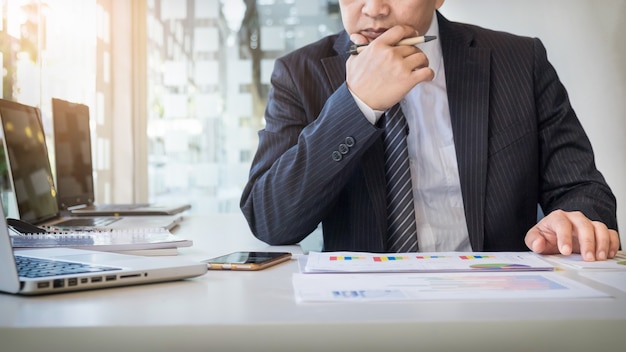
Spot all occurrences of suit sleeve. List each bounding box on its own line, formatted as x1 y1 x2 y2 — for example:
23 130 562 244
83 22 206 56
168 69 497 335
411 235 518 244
533 38 618 231
240 57 383 245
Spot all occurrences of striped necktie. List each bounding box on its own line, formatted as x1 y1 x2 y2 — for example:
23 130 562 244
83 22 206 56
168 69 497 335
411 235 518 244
383 104 418 252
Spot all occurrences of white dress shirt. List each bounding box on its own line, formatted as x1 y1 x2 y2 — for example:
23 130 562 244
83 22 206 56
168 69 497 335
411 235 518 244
350 12 471 252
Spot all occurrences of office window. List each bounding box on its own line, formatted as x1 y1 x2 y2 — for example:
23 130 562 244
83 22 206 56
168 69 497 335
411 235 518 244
145 0 342 213
0 0 113 217
0 0 342 217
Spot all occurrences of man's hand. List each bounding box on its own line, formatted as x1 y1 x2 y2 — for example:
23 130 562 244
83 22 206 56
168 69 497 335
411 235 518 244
525 210 620 261
346 25 434 111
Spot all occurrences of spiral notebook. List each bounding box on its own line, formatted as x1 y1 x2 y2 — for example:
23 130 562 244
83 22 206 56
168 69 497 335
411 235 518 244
9 227 193 253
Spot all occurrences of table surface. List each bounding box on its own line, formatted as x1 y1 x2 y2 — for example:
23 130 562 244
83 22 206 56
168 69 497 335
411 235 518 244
1 213 625 352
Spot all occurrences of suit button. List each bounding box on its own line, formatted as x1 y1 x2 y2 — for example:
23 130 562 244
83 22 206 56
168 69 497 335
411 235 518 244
345 136 355 147
338 143 349 154
332 151 342 162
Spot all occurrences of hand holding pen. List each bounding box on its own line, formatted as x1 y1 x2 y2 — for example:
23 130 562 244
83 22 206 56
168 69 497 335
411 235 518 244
348 35 437 55
345 26 436 111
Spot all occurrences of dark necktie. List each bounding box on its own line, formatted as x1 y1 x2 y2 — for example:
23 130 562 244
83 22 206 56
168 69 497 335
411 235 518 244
383 104 418 252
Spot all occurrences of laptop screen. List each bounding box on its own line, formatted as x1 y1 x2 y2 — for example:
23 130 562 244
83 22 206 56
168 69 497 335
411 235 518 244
51 98 94 210
0 99 60 224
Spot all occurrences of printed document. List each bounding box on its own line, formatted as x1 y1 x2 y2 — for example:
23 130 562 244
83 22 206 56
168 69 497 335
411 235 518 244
292 272 608 303
545 253 626 270
302 251 554 273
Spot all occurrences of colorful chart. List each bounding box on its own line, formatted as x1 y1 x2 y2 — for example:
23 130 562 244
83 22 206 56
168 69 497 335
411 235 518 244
304 251 554 273
469 263 531 270
422 274 567 291
329 256 366 261
459 255 496 260
373 256 410 262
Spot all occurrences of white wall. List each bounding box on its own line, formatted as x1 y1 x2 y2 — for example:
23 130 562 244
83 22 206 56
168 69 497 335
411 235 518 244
441 0 626 246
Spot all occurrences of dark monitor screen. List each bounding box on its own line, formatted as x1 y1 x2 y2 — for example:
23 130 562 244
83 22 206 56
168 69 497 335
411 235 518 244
0 99 59 224
51 98 94 210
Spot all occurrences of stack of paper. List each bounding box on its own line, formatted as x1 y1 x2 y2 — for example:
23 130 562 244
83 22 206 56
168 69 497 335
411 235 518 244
292 251 612 303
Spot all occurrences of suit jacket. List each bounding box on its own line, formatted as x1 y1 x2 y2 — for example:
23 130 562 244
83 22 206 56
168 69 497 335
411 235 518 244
240 12 617 252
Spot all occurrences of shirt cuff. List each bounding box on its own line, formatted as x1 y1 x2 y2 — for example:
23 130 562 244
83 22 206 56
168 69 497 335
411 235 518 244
349 89 384 125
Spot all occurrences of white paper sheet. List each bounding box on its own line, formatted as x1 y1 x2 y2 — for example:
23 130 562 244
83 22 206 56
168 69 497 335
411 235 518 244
545 253 626 270
292 272 608 303
579 271 626 292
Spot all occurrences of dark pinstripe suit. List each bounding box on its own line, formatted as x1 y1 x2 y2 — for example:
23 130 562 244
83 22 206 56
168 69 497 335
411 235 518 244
240 12 617 252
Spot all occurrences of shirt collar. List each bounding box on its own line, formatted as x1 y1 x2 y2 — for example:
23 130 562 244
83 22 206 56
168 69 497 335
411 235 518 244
416 11 443 77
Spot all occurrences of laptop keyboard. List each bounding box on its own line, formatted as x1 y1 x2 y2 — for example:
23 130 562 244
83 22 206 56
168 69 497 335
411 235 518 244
15 255 120 278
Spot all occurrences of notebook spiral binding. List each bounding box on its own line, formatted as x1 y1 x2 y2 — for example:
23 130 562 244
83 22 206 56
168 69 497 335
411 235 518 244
9 227 192 252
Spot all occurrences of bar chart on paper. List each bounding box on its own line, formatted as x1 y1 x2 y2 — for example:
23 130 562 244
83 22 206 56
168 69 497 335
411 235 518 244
303 251 555 273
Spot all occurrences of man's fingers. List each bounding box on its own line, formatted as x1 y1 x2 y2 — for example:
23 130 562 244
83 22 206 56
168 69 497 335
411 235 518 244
595 227 621 259
591 221 610 260
526 210 618 261
410 66 435 84
524 228 546 253
608 230 620 258
351 26 420 52
550 211 573 255
376 26 419 46
566 212 595 261
349 33 369 45
524 210 575 255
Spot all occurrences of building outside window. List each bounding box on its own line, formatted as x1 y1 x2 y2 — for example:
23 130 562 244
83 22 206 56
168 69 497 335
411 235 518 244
145 0 342 214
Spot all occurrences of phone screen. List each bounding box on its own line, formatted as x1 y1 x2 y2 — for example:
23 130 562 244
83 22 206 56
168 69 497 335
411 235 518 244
204 251 291 270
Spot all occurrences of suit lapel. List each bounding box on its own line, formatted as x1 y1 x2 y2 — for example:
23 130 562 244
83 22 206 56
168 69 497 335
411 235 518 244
439 13 491 251
321 31 351 91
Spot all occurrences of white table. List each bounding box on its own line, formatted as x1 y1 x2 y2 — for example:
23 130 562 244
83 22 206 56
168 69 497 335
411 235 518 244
1 213 625 352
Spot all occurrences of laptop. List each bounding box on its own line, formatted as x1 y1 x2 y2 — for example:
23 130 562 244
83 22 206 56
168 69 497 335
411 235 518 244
51 97 191 216
0 201 207 295
0 98 182 231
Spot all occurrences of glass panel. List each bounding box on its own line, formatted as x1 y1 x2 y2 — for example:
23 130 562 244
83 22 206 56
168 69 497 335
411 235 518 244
146 0 342 214
0 0 107 216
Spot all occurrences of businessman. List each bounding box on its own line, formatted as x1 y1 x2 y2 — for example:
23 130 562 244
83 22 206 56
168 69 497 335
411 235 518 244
240 0 620 260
